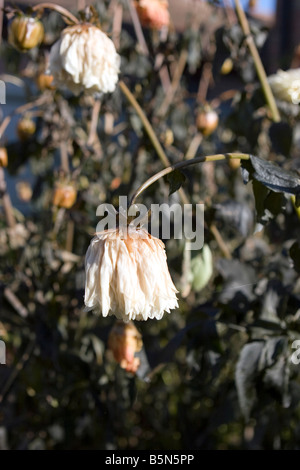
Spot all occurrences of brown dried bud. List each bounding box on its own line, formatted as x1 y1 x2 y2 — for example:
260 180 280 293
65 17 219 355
135 0 170 30
107 321 143 374
0 147 8 168
17 117 36 141
228 158 241 171
196 109 219 136
16 181 32 202
220 57 233 75
36 73 55 91
52 184 77 209
8 15 44 52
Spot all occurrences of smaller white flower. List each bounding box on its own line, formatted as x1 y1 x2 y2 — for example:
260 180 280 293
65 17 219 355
49 24 120 95
268 68 300 104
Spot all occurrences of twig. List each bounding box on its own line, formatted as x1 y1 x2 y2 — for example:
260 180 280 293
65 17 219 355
0 74 25 89
4 287 28 318
32 3 79 24
156 49 188 117
119 80 189 205
119 80 169 167
202 161 218 198
126 0 149 55
197 62 213 104
0 94 50 139
52 207 65 238
0 0 4 47
112 1 123 50
87 99 101 147
0 168 16 228
234 0 280 122
185 133 203 160
154 54 171 93
60 141 69 174
125 0 172 93
65 219 74 252
0 338 36 406
210 223 232 260
223 0 237 25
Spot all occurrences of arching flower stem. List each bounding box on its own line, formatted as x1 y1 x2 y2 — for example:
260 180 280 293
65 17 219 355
129 153 250 206
31 3 79 24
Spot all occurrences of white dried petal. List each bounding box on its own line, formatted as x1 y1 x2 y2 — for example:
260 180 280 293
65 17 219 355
84 227 178 321
49 24 120 95
268 68 300 104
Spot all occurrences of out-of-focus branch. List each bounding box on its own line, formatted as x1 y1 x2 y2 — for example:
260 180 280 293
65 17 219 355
0 94 50 139
156 49 188 117
0 168 16 228
234 0 280 122
0 337 36 405
87 99 101 147
126 0 149 55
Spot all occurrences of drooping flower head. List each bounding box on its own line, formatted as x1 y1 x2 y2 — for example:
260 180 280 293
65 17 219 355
108 321 143 374
49 24 120 95
84 227 178 321
268 68 300 105
135 0 170 30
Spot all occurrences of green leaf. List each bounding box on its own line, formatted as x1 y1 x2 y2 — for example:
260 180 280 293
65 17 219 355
166 169 186 195
241 154 300 195
252 180 286 225
235 341 264 420
191 244 213 292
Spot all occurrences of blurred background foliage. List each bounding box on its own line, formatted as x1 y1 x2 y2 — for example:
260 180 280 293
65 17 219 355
0 0 300 450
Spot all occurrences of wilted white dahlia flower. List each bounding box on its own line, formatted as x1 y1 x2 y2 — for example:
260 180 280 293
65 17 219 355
49 24 120 95
268 68 300 104
84 227 178 321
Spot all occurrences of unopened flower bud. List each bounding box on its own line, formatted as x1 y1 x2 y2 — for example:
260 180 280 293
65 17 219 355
52 184 77 209
36 73 55 91
108 321 143 374
135 0 170 30
8 15 44 51
220 57 233 75
17 117 36 141
0 147 8 167
196 108 219 136
228 158 241 171
16 181 32 202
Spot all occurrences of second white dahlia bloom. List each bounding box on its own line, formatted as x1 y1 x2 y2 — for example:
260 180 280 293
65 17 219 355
49 24 120 95
84 227 178 321
268 68 300 104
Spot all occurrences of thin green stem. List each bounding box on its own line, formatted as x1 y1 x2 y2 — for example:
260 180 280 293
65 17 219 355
234 0 280 122
119 80 248 260
119 79 189 205
119 80 170 167
129 152 250 206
